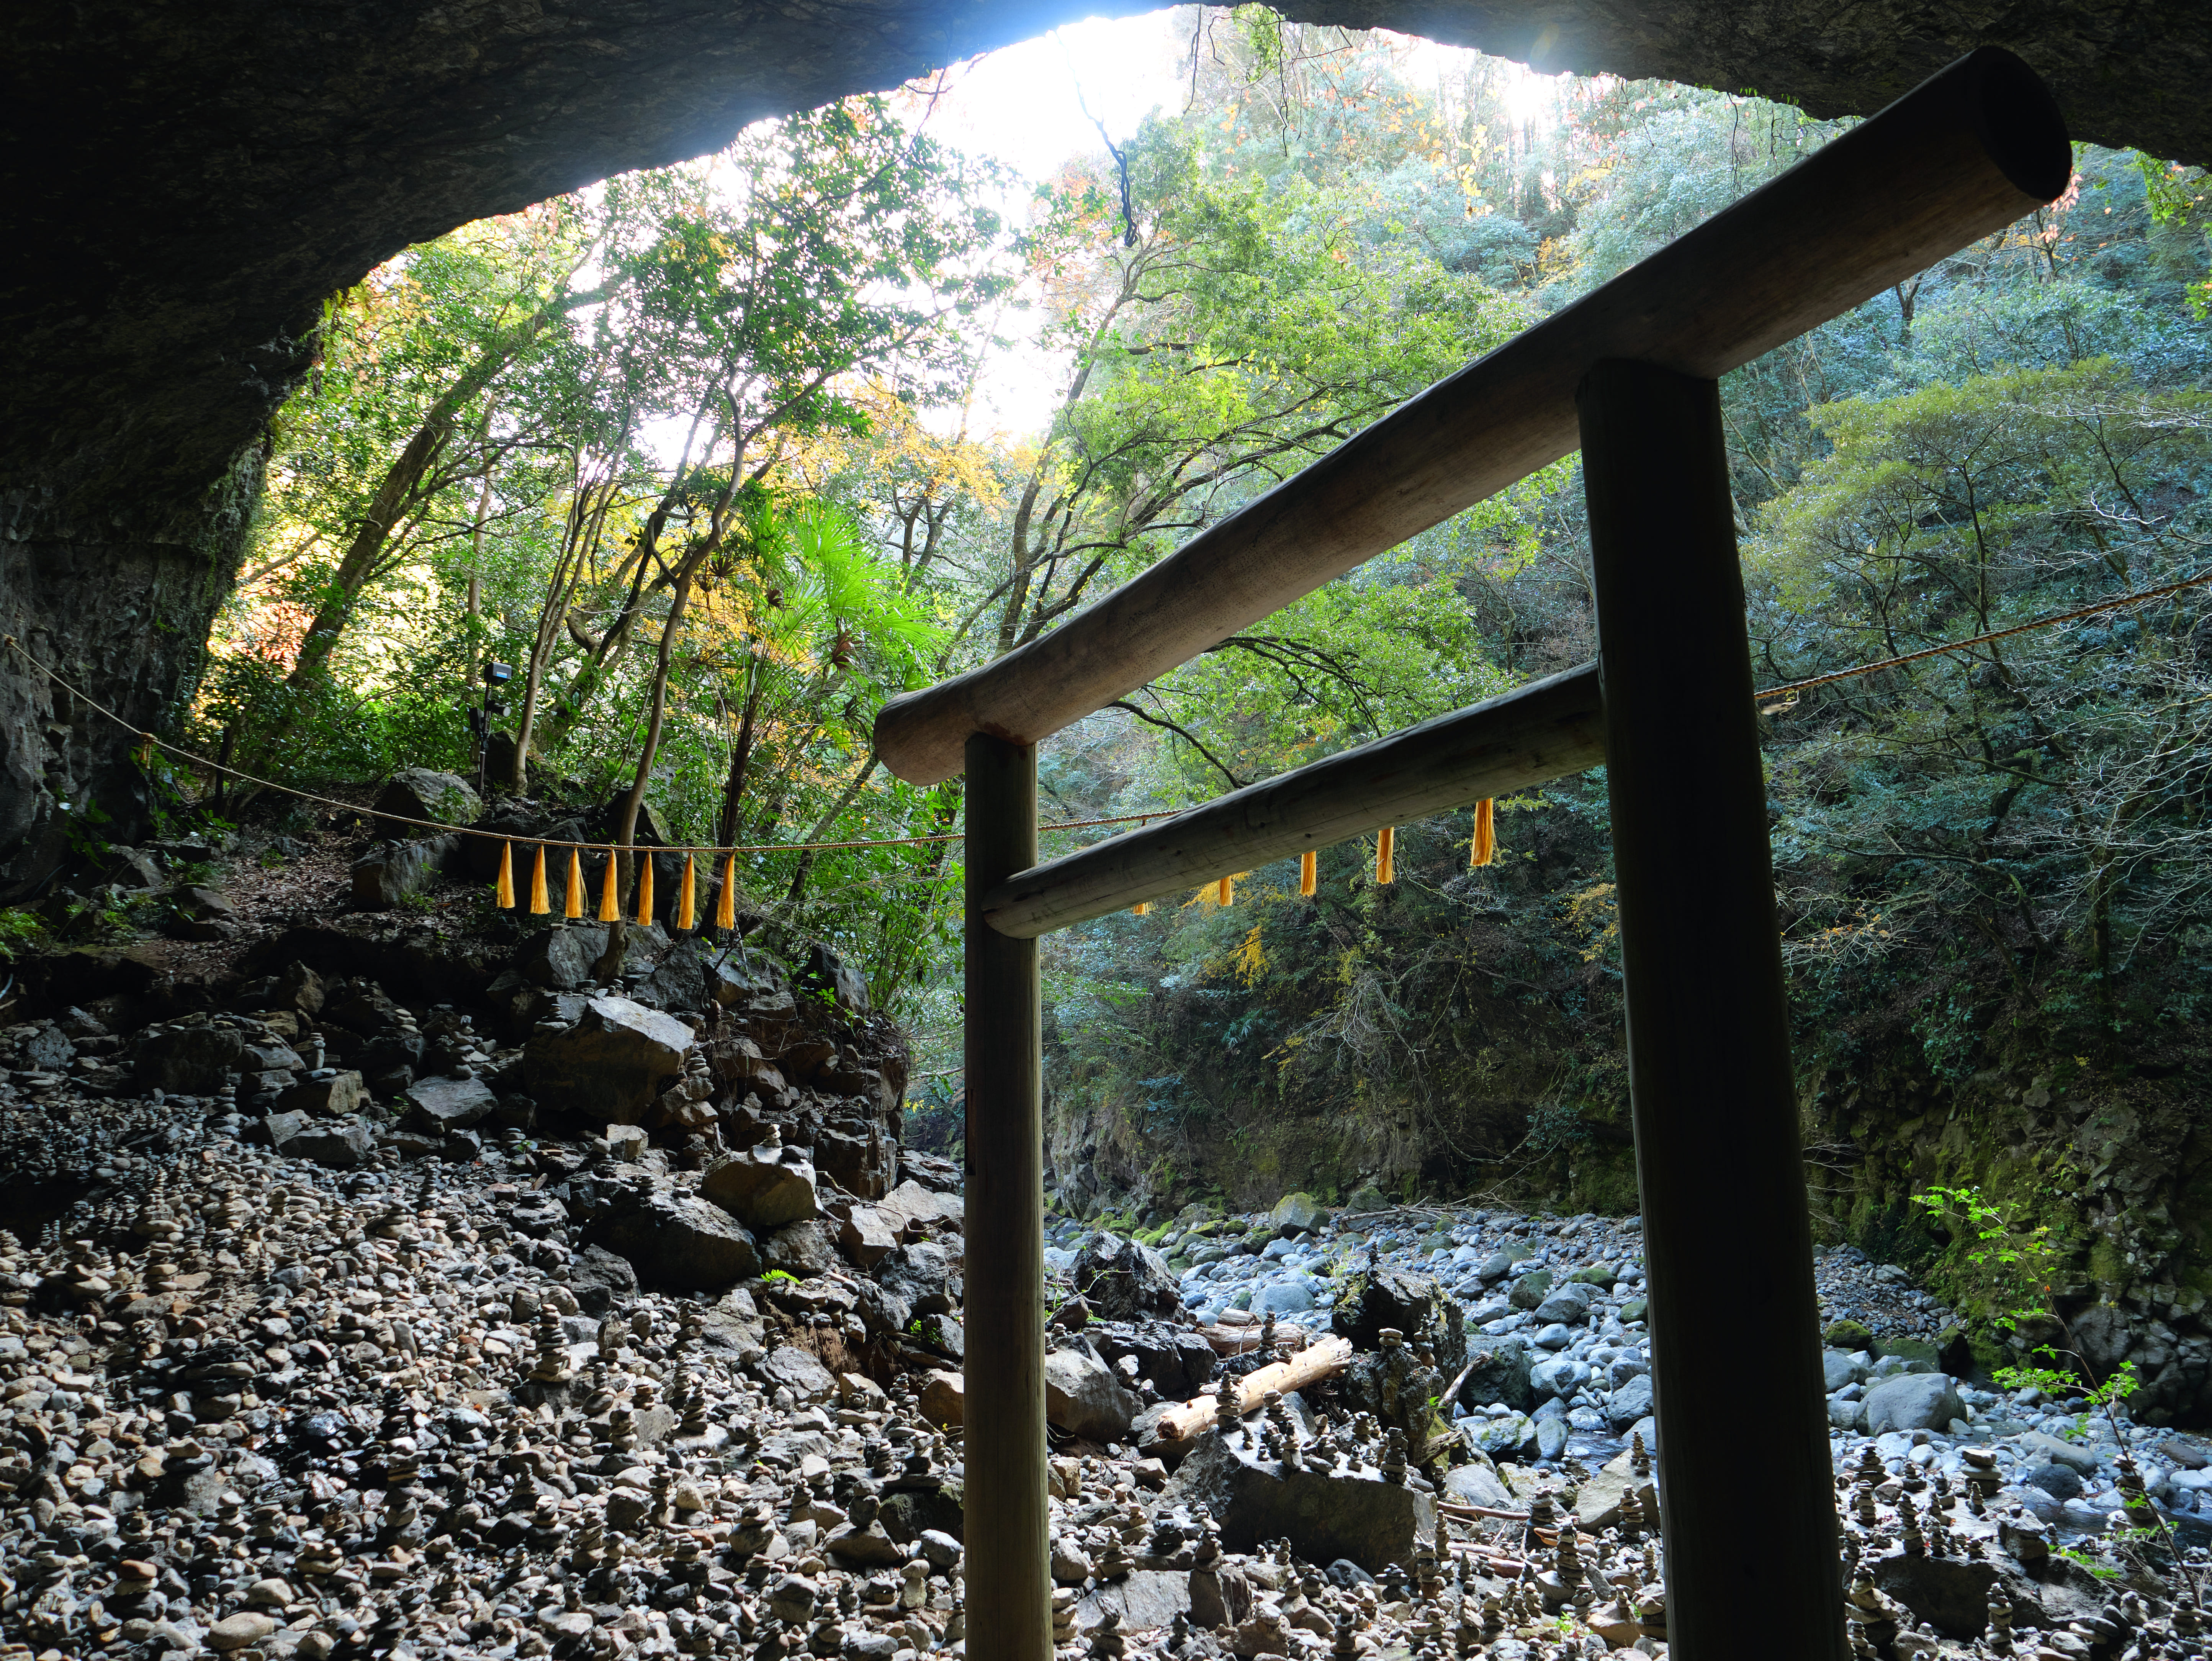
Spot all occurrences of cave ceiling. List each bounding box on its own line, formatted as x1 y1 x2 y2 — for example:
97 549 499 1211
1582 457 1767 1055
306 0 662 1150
2 0 2205 524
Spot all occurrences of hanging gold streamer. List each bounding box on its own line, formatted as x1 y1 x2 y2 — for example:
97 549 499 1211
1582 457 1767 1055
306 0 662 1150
1299 850 1317 897
717 854 738 930
495 841 515 908
1471 798 1496 868
597 850 620 922
1133 900 1150 916
1376 826 1396 885
677 855 696 932
528 845 550 915
565 849 585 919
634 856 655 926
137 732 157 768
1216 873 1234 907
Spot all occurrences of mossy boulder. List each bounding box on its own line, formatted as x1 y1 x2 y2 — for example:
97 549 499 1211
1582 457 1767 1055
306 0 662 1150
1508 1269 1556 1311
1332 1267 1467 1376
1271 1191 1327 1233
1824 1318 1876 1352
1882 1336 1943 1369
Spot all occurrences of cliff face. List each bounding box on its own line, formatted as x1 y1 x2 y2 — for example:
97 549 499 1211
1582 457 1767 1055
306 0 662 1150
0 451 264 900
1 0 2206 897
1039 890 2212 1422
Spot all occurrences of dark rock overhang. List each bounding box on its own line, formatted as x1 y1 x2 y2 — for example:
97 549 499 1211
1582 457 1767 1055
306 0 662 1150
2 0 2204 525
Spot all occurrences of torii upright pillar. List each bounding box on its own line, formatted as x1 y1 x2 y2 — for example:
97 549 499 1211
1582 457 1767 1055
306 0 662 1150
1579 358 1845 1660
962 732 1051 1661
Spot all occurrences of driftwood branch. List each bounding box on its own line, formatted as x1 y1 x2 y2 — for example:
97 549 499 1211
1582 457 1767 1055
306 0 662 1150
1152 1335 1353 1445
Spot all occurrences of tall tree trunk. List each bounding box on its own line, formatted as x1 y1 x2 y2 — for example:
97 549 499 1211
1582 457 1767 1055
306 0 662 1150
717 660 766 848
592 420 745 980
283 290 598 696
594 565 697 983
465 462 493 767
510 452 626 792
784 755 880 904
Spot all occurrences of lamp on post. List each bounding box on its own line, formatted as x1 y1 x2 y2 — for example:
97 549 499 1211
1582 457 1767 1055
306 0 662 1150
473 661 514 796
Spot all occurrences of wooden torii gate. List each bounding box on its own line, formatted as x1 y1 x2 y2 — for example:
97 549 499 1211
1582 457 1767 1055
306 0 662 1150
872 48 2068 1661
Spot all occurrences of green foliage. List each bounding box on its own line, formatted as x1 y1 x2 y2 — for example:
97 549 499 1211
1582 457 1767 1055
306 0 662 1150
1913 1184 2146 1459
1913 1184 2061 1340
175 19 2210 1207
0 909 44 963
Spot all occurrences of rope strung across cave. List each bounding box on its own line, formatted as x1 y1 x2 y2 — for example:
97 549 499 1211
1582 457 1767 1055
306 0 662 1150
0 634 1166 857
1749 565 2212 707
7 559 2207 872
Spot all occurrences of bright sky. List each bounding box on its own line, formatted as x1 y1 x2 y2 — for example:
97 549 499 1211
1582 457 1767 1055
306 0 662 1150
913 11 1193 176
897 11 1193 437
898 10 1564 437
627 11 1562 452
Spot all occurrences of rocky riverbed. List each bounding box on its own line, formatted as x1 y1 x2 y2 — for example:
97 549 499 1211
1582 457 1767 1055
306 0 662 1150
2 906 2210 1659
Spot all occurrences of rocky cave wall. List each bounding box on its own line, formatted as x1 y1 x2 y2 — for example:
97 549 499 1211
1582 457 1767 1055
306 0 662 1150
2 0 2209 897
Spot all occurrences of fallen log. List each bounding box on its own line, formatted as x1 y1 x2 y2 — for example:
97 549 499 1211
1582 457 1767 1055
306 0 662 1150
1440 1501 1533 1523
1199 1321 1314 1356
1151 1335 1355 1444
1444 1541 1533 1574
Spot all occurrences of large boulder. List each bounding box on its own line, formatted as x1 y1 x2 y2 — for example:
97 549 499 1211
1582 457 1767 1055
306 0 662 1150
522 994 694 1125
1573 1445 1659 1532
1443 1459 1517 1509
1332 1266 1466 1375
1607 1374 1655 1431
875 1243 954 1317
1044 1345 1141 1441
1073 1572 1192 1636
402 1074 497 1131
1475 1245 1532 1284
635 938 711 1012
351 835 462 909
1455 1337 1536 1413
814 1116 897 1200
137 1024 244 1093
700 1147 821 1232
763 1220 836 1279
1465 1412 1535 1459
1532 1283 1596 1325
373 768 483 837
1529 1355 1592 1403
515 924 609 990
1072 1233 1180 1322
876 1180 964 1237
798 942 870 1016
836 1205 901 1268
1160 1432 1436 1573
1270 1193 1326 1234
1872 1551 2053 1640
278 1070 363 1117
564 1244 638 1315
1824 1348 1869 1392
758 1344 840 1404
707 948 799 1025
1860 1373 1965 1435
1087 1322 1216 1401
1508 1268 1556 1311
272 1115 374 1169
589 1192 759 1290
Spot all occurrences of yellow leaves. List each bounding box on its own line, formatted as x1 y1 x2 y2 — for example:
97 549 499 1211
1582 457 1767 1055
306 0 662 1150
1232 923 1268 986
1559 881 1618 962
774 378 1007 513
